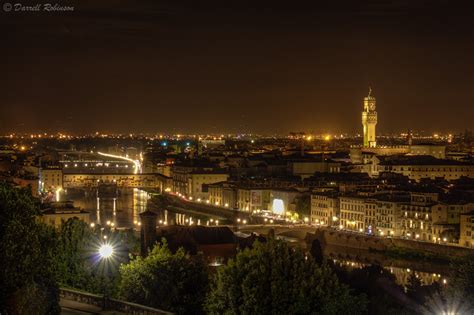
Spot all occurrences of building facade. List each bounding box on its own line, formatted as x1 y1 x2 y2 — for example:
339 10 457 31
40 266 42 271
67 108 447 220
310 192 339 225
362 88 377 148
237 188 270 212
269 189 300 215
208 182 238 208
172 164 229 200
378 157 474 181
460 212 474 248
40 167 63 191
340 196 366 231
39 201 90 228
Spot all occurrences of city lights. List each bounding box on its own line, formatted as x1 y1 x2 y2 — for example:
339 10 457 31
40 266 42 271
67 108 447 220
3 8 474 311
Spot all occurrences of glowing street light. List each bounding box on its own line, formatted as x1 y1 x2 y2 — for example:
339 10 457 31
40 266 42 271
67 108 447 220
98 243 115 309
99 244 114 259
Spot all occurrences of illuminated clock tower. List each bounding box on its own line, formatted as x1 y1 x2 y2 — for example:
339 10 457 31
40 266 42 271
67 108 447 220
362 87 377 148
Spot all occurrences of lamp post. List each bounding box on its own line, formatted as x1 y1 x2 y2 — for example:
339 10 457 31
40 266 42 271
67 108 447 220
98 244 114 310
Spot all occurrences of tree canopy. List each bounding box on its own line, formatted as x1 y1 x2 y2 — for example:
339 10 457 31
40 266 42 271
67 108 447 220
205 239 367 315
118 239 209 314
0 182 60 314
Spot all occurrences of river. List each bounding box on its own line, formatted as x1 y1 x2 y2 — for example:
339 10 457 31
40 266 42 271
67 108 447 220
61 188 449 287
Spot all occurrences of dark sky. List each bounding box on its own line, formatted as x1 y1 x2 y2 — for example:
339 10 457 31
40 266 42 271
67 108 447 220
1 0 474 135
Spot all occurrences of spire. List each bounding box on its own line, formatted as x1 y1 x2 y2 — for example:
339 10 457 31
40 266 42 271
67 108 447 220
368 86 372 97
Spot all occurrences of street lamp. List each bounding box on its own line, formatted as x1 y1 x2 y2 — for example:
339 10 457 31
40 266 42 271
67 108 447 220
99 244 114 259
98 243 114 310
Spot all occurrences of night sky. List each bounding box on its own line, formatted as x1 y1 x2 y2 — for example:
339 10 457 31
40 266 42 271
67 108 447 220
1 0 474 135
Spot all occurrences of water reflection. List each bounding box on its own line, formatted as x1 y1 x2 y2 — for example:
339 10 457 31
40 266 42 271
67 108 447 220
323 244 448 287
64 188 151 228
332 259 447 287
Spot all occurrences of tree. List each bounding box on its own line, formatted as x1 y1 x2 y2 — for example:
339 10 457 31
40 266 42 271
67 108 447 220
423 255 474 314
118 240 209 314
406 272 424 304
295 193 311 218
0 183 60 314
448 255 474 299
205 239 366 314
56 218 96 289
55 218 133 295
330 263 414 314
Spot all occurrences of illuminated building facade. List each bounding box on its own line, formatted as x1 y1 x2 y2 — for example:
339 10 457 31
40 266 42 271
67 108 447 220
269 188 300 215
310 192 339 225
39 201 90 228
460 212 474 248
208 182 238 208
39 167 63 191
362 88 377 148
340 196 366 231
237 187 270 212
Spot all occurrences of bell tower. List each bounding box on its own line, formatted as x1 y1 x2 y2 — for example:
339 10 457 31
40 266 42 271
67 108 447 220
362 87 377 148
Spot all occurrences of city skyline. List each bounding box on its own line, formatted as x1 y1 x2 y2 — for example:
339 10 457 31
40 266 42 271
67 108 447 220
0 87 470 137
2 2 474 314
2 0 474 134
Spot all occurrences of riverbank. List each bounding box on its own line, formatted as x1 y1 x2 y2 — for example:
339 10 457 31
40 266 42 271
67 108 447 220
312 228 474 261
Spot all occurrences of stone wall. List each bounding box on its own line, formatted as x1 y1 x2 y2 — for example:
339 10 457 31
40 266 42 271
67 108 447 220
60 288 172 315
315 229 387 251
389 237 474 258
313 228 474 258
